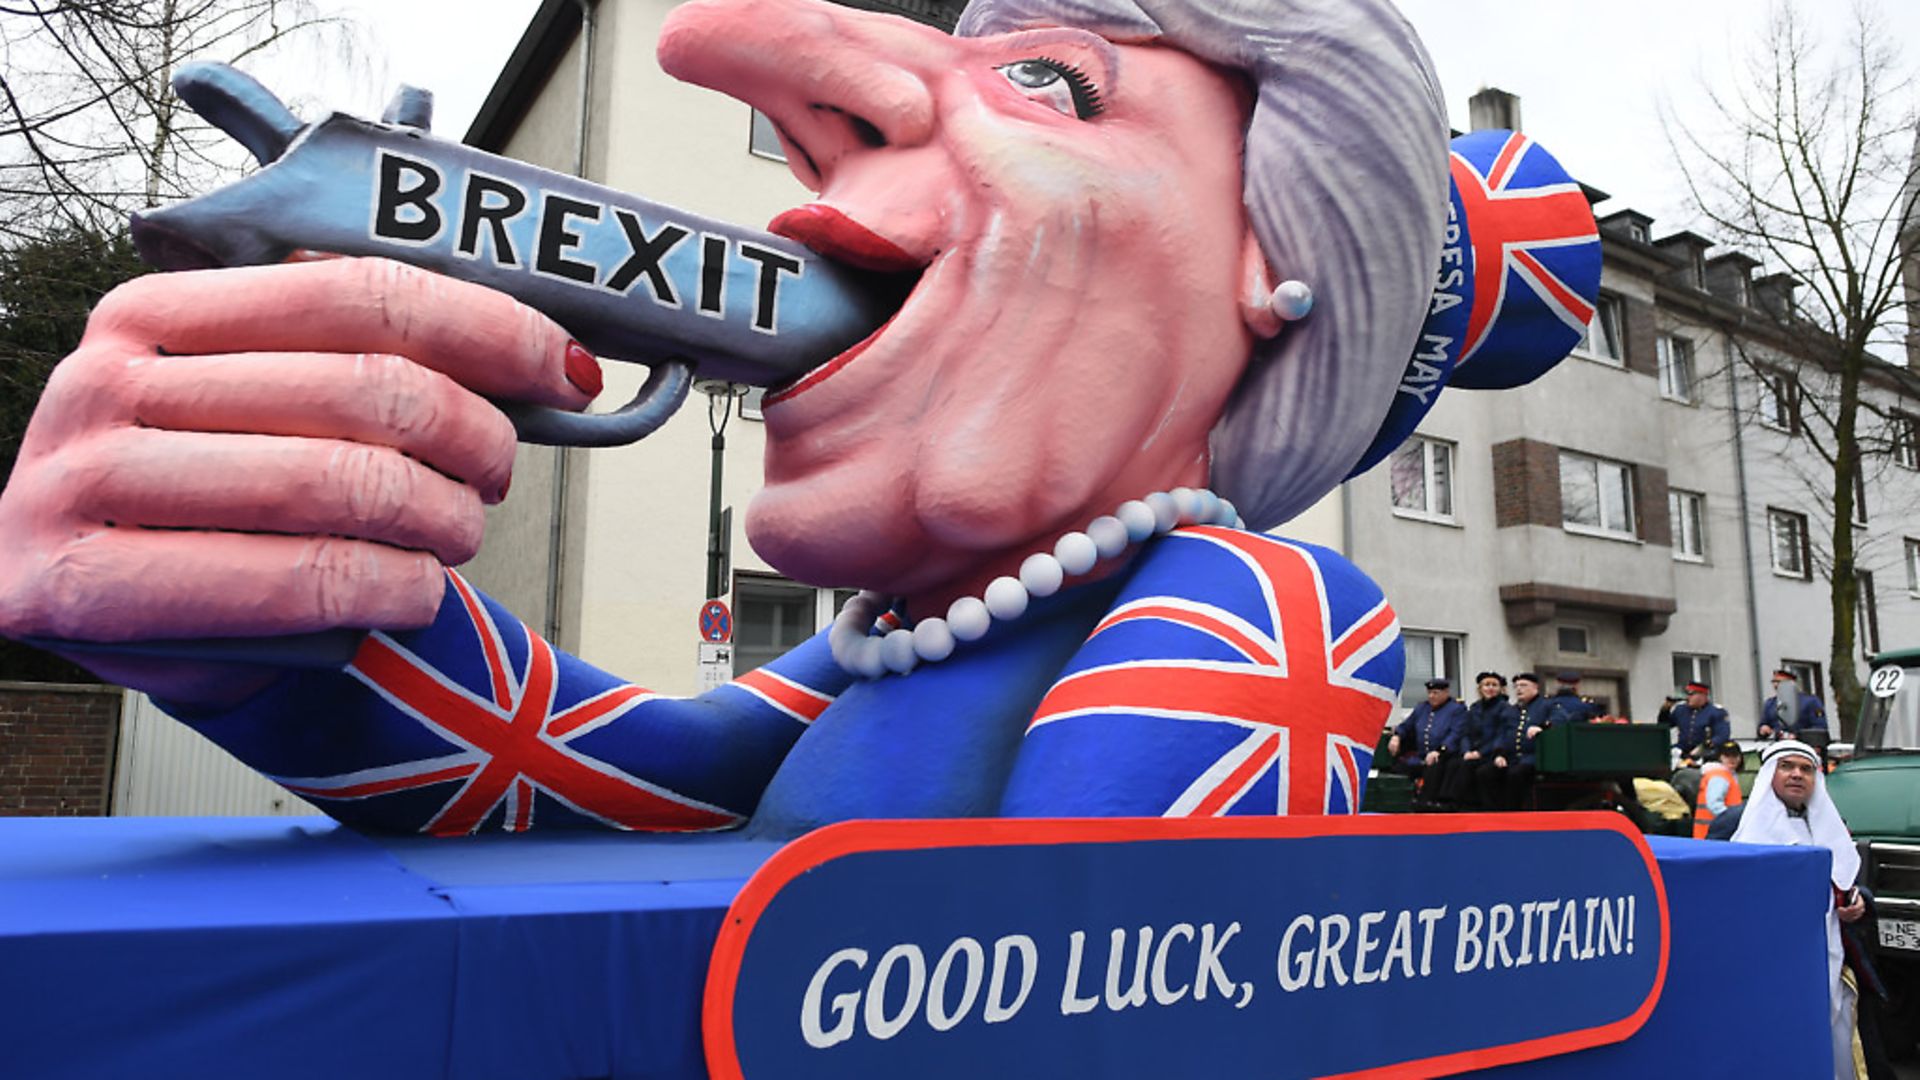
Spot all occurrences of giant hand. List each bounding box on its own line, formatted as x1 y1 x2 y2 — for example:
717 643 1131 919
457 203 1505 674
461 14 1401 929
0 258 598 704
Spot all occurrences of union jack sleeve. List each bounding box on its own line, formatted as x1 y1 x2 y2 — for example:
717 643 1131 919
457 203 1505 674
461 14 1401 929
999 527 1402 818
169 571 851 835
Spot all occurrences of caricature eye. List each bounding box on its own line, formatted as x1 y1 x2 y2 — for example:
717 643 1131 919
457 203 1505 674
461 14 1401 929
995 58 1104 120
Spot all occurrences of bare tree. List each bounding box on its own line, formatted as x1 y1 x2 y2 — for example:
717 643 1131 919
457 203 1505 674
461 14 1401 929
1670 0 1920 725
0 0 360 246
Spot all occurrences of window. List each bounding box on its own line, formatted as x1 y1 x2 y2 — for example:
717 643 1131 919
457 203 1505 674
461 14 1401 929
1559 451 1637 539
1575 295 1624 365
1556 625 1591 654
1859 572 1881 656
740 386 766 421
749 109 787 162
1388 436 1455 522
733 576 858 675
1780 659 1823 699
1853 464 1869 526
1668 489 1706 561
1626 222 1649 244
1672 653 1718 693
1768 508 1812 579
1905 537 1920 595
1756 368 1797 431
1895 414 1920 470
1657 334 1694 402
1400 631 1463 708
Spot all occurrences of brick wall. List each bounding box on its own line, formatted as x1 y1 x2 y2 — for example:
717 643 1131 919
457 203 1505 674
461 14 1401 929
0 682 121 816
1491 437 1563 528
1623 297 1659 378
1636 464 1672 547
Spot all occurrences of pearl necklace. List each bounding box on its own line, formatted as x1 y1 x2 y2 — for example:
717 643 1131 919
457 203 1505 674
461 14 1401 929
829 487 1243 679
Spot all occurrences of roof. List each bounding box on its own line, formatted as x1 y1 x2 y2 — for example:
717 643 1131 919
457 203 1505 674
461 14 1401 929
1653 229 1715 252
464 0 578 152
1598 208 1654 228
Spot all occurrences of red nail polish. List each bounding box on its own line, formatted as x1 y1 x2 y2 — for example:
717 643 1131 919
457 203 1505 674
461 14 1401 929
498 474 512 500
564 341 603 397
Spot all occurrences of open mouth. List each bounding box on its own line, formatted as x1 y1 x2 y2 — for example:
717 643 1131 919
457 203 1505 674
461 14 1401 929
762 204 927 406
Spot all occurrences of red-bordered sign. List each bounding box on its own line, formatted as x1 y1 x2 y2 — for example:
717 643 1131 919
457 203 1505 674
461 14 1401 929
699 600 733 644
705 813 1669 1080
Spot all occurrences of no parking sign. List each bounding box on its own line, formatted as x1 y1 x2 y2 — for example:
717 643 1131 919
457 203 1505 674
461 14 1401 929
701 600 733 644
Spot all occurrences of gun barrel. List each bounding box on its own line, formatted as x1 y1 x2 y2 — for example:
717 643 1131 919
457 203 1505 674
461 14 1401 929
133 113 903 390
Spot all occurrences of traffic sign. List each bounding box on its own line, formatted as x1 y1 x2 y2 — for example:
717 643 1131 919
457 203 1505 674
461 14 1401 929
701 600 734 644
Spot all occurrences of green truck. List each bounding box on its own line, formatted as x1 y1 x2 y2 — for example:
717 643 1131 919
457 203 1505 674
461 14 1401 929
1828 647 1920 1056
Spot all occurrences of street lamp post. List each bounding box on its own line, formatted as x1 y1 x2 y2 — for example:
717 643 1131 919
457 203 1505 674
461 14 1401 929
698 380 747 601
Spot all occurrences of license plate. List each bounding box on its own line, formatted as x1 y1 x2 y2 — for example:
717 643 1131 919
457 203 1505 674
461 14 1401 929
1880 917 1920 952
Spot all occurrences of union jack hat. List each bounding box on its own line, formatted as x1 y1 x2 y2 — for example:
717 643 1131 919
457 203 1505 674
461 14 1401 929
1350 129 1601 476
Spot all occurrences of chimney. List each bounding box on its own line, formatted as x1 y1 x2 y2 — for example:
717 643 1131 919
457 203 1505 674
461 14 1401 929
1754 272 1799 322
1470 88 1522 133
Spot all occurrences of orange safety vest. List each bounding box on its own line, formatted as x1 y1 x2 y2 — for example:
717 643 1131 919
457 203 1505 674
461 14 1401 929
1693 761 1744 839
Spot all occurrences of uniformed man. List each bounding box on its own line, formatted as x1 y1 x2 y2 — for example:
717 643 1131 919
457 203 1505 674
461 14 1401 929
1472 672 1536 811
1389 678 1468 808
1460 671 1518 808
1662 680 1730 764
1760 670 1829 743
1544 671 1597 726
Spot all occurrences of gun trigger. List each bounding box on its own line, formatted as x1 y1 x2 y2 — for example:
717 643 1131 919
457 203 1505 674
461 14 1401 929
172 61 304 166
499 360 695 447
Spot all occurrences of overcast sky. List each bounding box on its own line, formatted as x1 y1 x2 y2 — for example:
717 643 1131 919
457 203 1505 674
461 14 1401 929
311 0 1918 253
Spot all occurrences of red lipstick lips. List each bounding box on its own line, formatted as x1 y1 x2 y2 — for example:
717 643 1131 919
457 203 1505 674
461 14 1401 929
761 203 923 407
769 204 921 273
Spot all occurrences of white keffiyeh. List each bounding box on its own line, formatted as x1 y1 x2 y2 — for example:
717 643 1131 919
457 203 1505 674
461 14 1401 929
1733 741 1860 888
1731 740 1860 1077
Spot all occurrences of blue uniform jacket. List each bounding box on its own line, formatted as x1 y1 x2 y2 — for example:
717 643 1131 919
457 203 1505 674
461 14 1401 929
1395 698 1468 756
1543 689 1595 726
1664 701 1729 753
1473 697 1535 765
1464 697 1520 756
1761 694 1827 738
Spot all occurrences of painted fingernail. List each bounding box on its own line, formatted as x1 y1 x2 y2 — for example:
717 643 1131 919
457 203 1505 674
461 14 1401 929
498 474 512 500
564 341 603 397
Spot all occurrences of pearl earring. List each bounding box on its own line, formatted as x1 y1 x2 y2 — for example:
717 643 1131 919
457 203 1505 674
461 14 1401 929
1270 280 1313 321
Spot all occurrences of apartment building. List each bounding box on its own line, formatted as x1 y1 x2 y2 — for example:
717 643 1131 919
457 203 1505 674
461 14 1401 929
1353 160 1920 731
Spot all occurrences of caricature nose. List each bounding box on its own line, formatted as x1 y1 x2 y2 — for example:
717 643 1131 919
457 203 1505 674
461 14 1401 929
660 0 937 167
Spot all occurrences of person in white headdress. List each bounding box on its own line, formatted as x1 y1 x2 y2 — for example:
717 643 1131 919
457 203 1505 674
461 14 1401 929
1732 740 1867 1078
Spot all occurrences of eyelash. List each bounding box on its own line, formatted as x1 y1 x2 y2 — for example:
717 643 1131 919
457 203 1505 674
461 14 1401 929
1039 57 1106 119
